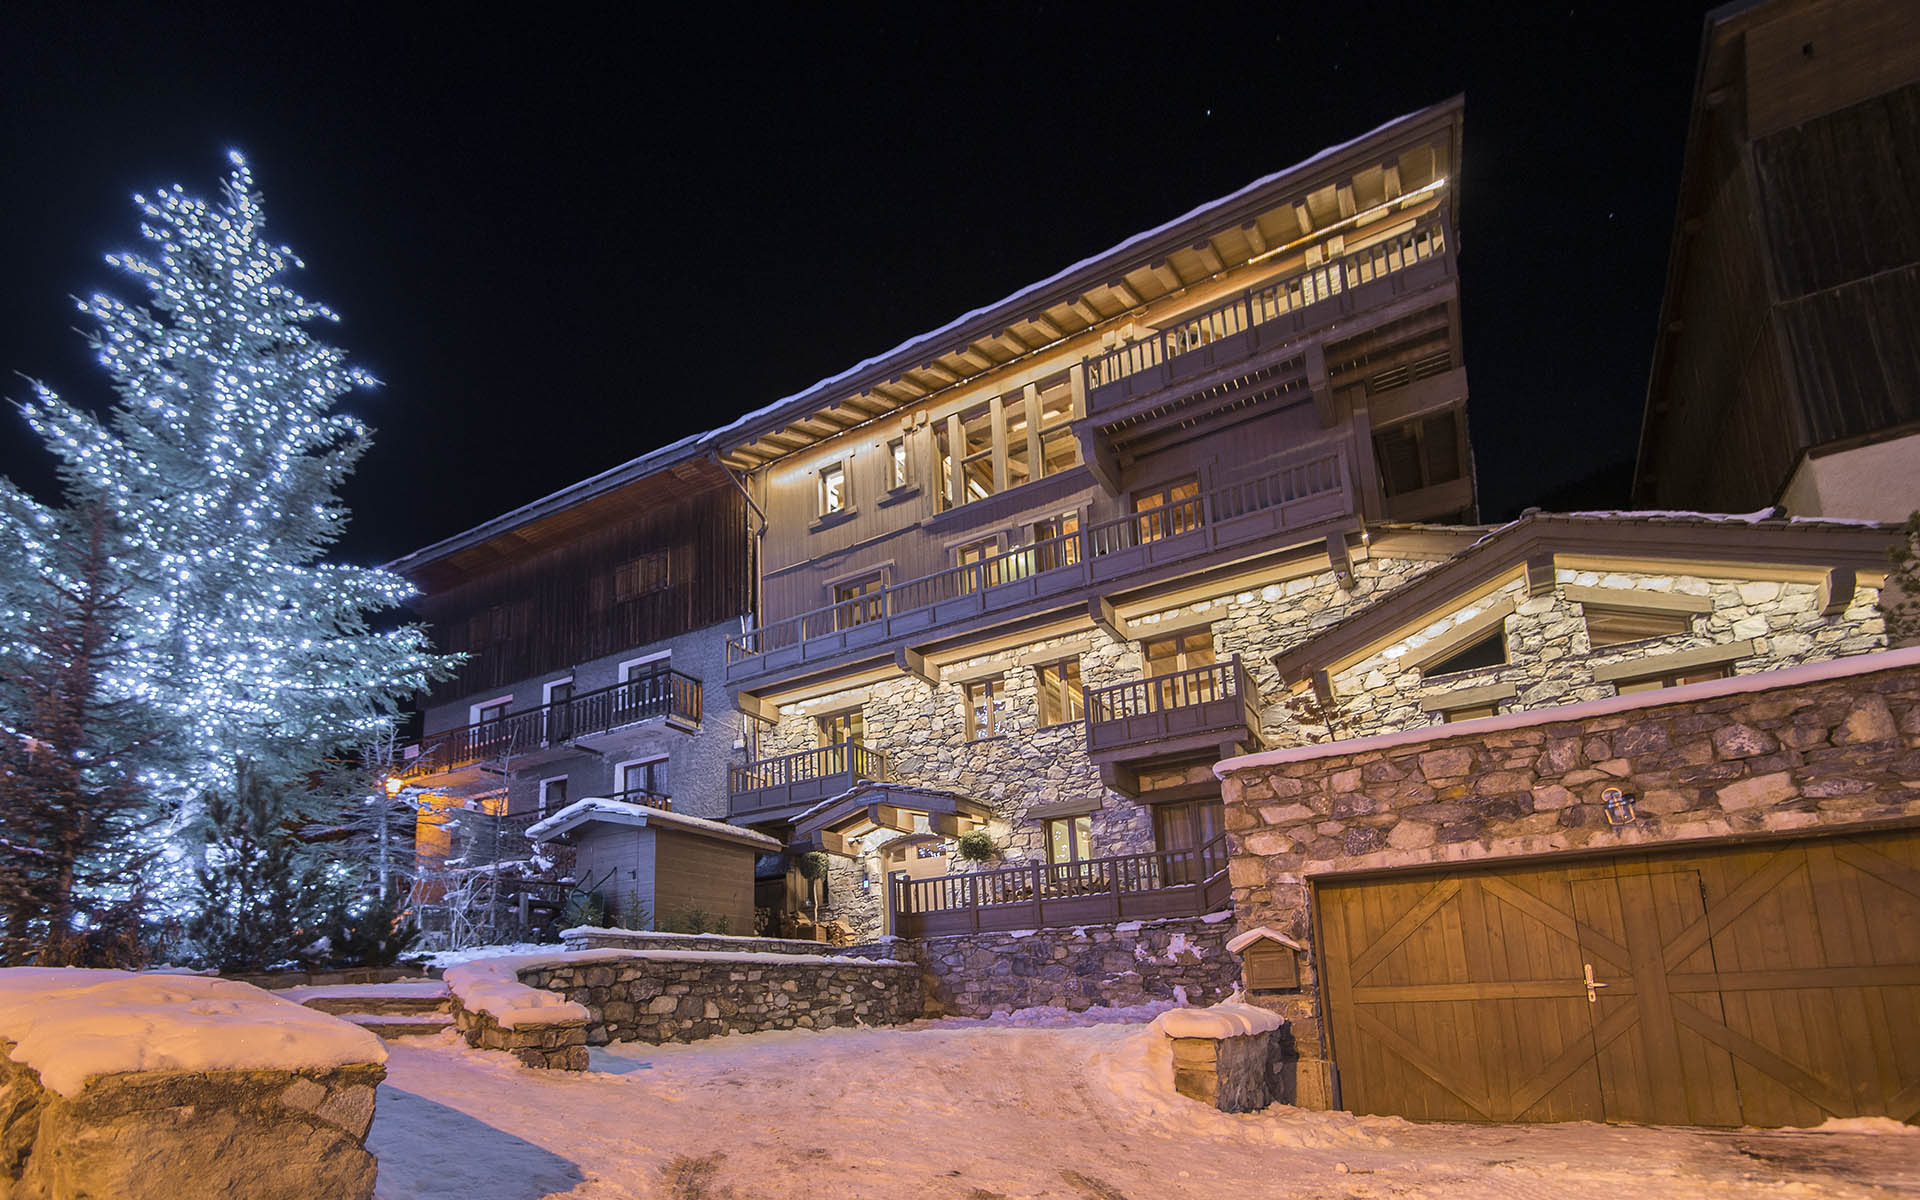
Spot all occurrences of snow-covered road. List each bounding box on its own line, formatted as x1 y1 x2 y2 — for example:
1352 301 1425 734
369 1014 1920 1199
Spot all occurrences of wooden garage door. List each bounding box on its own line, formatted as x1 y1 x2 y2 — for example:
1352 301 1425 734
1317 829 1920 1126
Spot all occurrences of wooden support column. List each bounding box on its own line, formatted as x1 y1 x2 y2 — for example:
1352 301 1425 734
1077 423 1123 496
1526 553 1557 597
1327 533 1355 590
1818 567 1857 617
736 692 780 725
1306 341 1335 428
1091 596 1129 642
895 646 938 686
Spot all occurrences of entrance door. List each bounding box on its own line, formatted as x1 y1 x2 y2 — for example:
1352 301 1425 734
1317 830 1920 1126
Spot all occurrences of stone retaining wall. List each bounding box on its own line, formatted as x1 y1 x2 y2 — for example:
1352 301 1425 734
446 999 590 1070
560 928 839 956
891 916 1240 1017
518 954 922 1046
1219 653 1920 1105
0 1040 382 1200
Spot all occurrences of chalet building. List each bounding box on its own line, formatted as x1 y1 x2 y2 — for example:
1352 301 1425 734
707 100 1477 938
387 444 755 932
1635 0 1920 520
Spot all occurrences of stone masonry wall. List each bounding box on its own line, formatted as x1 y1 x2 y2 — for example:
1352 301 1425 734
446 998 590 1070
517 954 922 1045
0 1042 383 1200
561 928 850 956
1219 655 1920 1098
887 915 1240 1018
778 556 1883 937
1325 567 1884 737
761 556 1436 936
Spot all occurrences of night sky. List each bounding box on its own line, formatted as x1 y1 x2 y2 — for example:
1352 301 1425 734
0 3 1708 568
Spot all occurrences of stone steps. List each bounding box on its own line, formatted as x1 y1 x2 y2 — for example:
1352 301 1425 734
339 1013 456 1040
287 982 454 1040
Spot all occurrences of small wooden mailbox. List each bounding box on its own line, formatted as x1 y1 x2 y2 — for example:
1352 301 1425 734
1227 926 1305 992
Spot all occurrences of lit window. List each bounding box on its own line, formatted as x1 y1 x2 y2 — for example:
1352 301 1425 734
819 463 847 515
934 373 1079 511
1046 815 1092 864
816 709 863 748
1036 659 1084 726
833 573 885 628
956 537 997 592
1440 703 1498 724
1029 512 1081 573
887 438 908 490
964 677 1008 739
1133 476 1202 544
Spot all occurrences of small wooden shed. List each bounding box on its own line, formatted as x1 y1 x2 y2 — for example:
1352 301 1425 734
527 799 782 933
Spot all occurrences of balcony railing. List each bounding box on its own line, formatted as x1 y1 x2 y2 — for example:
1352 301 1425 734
1083 219 1450 412
728 741 888 821
1085 656 1258 759
890 836 1230 936
725 447 1347 681
398 669 702 783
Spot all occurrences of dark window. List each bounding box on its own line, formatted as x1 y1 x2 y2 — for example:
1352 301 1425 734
1154 799 1224 883
1423 630 1506 677
619 758 669 797
613 551 671 600
1440 703 1499 724
1585 606 1693 647
1615 664 1733 695
1373 410 1462 497
539 777 567 814
475 699 509 725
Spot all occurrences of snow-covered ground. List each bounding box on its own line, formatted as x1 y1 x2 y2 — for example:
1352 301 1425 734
368 1011 1920 1199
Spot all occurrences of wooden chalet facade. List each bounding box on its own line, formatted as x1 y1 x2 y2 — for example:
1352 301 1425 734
1636 0 1920 520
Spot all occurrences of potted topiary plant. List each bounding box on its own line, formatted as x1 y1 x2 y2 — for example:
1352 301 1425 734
955 830 996 863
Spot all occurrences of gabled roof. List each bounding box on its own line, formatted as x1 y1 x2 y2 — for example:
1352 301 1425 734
1271 509 1901 685
524 798 782 852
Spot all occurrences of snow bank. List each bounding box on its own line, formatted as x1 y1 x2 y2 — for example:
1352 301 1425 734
1150 999 1285 1040
416 941 566 970
277 980 448 1003
0 968 386 1098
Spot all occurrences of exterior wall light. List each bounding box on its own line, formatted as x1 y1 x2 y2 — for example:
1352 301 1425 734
1602 787 1638 827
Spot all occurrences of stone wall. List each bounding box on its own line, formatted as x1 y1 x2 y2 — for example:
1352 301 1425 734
0 1042 382 1200
889 915 1240 1018
757 556 1435 935
517 953 922 1045
561 928 849 956
446 999 590 1070
1218 651 1920 1102
1324 566 1884 737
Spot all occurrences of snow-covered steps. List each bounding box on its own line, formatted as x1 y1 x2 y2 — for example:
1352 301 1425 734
281 980 453 1039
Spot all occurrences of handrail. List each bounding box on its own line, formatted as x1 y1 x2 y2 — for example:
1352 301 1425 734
726 448 1344 664
399 669 703 780
891 835 1231 923
1084 656 1251 724
728 741 887 796
1083 219 1448 392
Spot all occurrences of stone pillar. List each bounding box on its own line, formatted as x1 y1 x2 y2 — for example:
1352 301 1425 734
1170 1030 1274 1113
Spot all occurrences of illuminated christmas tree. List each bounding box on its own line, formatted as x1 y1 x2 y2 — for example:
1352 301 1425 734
9 152 453 823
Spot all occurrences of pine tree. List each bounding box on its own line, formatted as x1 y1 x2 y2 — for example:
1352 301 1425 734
0 502 164 963
185 767 338 973
8 152 455 816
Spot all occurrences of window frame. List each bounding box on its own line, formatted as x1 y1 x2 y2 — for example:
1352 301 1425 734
886 437 909 491
1045 814 1093 865
615 754 670 798
932 372 1080 512
817 460 849 517
1034 658 1085 727
815 708 865 748
470 695 514 726
537 775 568 815
831 572 887 628
963 676 1008 740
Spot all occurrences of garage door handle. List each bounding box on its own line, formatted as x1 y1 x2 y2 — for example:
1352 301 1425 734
1583 963 1609 1004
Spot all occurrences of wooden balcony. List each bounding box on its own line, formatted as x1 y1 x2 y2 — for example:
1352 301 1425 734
725 445 1352 687
397 670 702 792
1082 219 1451 418
890 836 1230 937
1084 656 1261 796
727 742 888 825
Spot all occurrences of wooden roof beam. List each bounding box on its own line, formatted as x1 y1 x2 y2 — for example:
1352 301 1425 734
914 361 960 385
1027 313 1066 340
836 395 892 418
1069 298 1103 325
760 429 816 452
1193 242 1226 275
1106 279 1143 309
1151 262 1185 292
1243 222 1268 255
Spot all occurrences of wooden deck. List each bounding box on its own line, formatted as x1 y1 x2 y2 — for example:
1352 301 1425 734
890 837 1230 937
727 742 887 823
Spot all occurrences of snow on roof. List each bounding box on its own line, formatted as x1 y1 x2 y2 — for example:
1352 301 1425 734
0 969 387 1097
1149 998 1285 1040
700 101 1457 454
1220 644 1920 777
1224 927 1305 954
523 798 782 850
560 926 835 948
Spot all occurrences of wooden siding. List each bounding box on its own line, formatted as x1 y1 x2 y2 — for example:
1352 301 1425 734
417 485 747 703
569 825 657 928
651 828 757 934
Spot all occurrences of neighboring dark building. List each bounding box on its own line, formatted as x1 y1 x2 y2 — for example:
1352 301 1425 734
1635 0 1920 520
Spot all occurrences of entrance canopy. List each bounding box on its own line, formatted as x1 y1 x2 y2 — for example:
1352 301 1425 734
790 783 992 857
